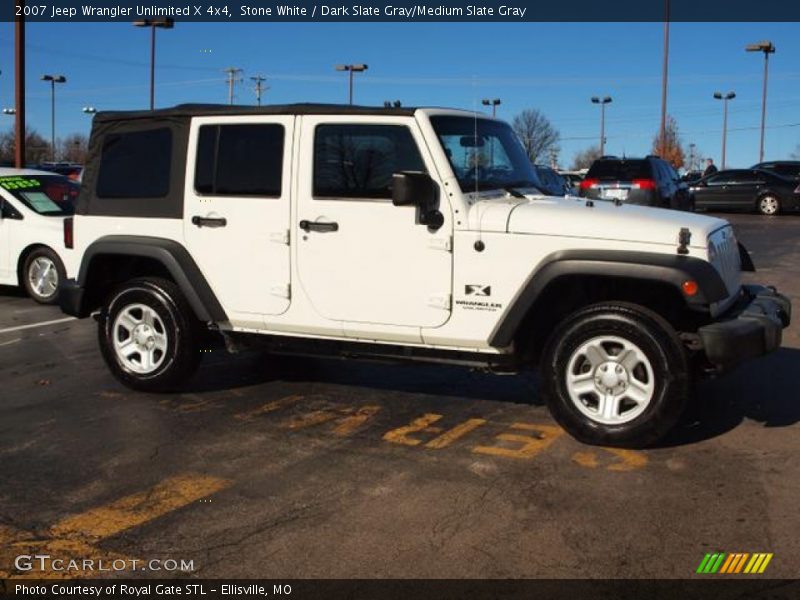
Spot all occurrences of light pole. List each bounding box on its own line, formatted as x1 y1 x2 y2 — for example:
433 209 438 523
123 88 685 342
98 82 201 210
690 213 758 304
591 96 612 156
745 40 775 163
41 74 66 162
335 64 368 105
481 98 501 117
713 91 735 169
659 0 670 156
133 17 174 110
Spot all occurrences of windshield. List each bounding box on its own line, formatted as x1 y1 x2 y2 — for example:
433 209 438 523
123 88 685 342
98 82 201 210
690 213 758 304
430 115 541 193
0 174 78 216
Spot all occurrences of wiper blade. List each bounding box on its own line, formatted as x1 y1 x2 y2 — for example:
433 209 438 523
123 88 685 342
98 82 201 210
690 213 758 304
503 186 527 199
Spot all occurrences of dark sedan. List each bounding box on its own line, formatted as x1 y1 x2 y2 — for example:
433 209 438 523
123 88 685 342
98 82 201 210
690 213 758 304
690 168 800 215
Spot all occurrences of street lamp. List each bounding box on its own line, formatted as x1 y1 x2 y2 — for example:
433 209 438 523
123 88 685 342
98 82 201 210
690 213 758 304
134 17 174 110
713 91 736 170
335 64 368 105
383 100 402 108
2 108 16 115
481 98 501 117
82 106 97 114
41 74 66 162
745 40 775 163
591 96 612 156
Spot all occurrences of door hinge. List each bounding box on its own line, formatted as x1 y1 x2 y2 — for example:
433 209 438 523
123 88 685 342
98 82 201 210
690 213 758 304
270 283 291 299
270 230 290 245
428 236 452 253
427 293 451 310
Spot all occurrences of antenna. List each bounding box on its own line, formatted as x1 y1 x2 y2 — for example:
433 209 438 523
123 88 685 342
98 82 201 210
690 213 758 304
250 75 269 106
223 67 244 105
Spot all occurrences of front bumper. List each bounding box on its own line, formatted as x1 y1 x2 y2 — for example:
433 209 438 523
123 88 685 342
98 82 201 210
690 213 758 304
698 285 791 372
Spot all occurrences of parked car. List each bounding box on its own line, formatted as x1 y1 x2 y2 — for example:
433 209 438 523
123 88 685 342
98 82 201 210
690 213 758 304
690 168 800 216
36 162 84 182
534 165 571 196
558 170 584 194
579 155 692 211
0 168 78 303
751 161 800 181
58 103 792 449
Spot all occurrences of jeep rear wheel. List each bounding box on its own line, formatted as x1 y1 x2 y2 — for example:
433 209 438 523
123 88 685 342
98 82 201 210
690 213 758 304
540 302 690 448
98 277 201 392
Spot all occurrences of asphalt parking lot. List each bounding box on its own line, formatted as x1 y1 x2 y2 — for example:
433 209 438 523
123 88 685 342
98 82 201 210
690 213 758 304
1 212 798 580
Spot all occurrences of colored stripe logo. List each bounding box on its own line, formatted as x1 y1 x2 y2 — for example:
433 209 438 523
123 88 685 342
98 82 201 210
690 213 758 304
697 552 773 574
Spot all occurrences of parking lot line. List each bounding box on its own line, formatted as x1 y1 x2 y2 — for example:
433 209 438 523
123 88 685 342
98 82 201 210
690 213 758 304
0 316 76 335
50 474 229 540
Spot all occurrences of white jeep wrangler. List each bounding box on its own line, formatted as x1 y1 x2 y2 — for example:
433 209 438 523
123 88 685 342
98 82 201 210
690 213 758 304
60 104 791 447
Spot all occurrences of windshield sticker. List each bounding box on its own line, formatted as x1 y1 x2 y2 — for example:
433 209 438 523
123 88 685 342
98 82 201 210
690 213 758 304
20 191 61 213
0 177 41 191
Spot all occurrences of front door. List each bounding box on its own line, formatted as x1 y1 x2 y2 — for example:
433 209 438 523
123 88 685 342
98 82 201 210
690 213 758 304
184 116 294 326
295 115 453 330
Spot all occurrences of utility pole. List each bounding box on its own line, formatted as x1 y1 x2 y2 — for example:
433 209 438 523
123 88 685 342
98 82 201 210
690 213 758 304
714 91 736 170
15 9 25 168
659 0 670 156
250 75 268 106
223 67 243 105
591 96 612 156
746 41 776 163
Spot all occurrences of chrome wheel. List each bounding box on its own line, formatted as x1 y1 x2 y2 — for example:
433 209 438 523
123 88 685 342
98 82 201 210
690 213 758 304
759 196 779 215
565 335 655 426
27 256 58 299
112 303 168 374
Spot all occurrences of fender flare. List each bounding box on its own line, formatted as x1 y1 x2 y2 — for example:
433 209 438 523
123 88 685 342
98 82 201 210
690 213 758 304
76 235 227 323
488 249 729 348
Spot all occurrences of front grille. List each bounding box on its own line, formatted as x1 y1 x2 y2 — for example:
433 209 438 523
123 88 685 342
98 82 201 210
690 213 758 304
710 227 741 295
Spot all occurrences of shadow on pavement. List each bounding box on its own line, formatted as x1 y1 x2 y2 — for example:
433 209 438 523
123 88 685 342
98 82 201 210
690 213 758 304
661 347 800 447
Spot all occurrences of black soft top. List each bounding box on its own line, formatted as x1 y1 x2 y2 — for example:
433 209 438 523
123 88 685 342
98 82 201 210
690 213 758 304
93 103 419 123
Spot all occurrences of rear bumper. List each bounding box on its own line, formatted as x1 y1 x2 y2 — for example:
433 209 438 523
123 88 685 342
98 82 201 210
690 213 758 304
698 285 791 372
59 278 89 318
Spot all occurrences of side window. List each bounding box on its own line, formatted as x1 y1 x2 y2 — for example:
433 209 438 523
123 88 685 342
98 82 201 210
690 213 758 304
97 128 172 198
313 124 426 199
195 124 284 196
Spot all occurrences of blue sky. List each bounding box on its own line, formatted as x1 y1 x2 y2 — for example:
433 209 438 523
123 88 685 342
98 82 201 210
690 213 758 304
0 21 797 168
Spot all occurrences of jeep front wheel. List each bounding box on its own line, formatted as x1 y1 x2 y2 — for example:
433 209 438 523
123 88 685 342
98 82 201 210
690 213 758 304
98 277 201 392
540 302 690 448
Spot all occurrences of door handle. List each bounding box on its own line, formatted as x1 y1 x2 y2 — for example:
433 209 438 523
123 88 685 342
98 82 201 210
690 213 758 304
191 216 227 228
299 220 338 233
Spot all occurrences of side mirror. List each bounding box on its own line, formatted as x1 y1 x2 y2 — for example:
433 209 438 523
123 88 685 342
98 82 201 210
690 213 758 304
392 171 443 230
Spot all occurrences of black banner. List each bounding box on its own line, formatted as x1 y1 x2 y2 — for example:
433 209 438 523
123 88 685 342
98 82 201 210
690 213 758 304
2 580 800 600
3 0 800 22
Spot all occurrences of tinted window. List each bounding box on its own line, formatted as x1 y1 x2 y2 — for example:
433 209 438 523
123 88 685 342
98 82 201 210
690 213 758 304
195 124 284 196
97 128 172 198
586 159 651 181
314 124 426 199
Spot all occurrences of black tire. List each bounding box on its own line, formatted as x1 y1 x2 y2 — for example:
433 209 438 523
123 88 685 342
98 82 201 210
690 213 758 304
98 277 202 392
756 194 780 216
22 247 65 305
540 302 691 448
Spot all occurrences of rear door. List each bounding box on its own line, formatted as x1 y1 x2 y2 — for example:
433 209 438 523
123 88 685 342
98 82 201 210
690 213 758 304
724 170 762 209
184 116 294 327
295 115 453 332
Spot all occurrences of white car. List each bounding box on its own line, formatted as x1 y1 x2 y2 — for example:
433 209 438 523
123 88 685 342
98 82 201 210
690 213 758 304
0 168 77 304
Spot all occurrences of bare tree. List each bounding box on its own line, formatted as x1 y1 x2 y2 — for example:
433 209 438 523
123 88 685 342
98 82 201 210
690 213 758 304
651 115 685 169
571 145 602 170
0 127 50 165
57 133 89 163
512 109 560 164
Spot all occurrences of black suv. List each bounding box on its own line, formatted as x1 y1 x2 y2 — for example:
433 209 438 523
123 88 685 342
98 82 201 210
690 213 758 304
752 161 800 181
579 155 692 211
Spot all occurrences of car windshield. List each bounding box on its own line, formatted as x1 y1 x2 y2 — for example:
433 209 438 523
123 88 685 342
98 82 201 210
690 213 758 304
430 115 542 193
0 174 78 216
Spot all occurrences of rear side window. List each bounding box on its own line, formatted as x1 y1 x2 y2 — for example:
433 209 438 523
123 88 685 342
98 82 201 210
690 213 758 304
313 124 426 199
97 128 172 198
587 160 651 181
195 124 284 196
